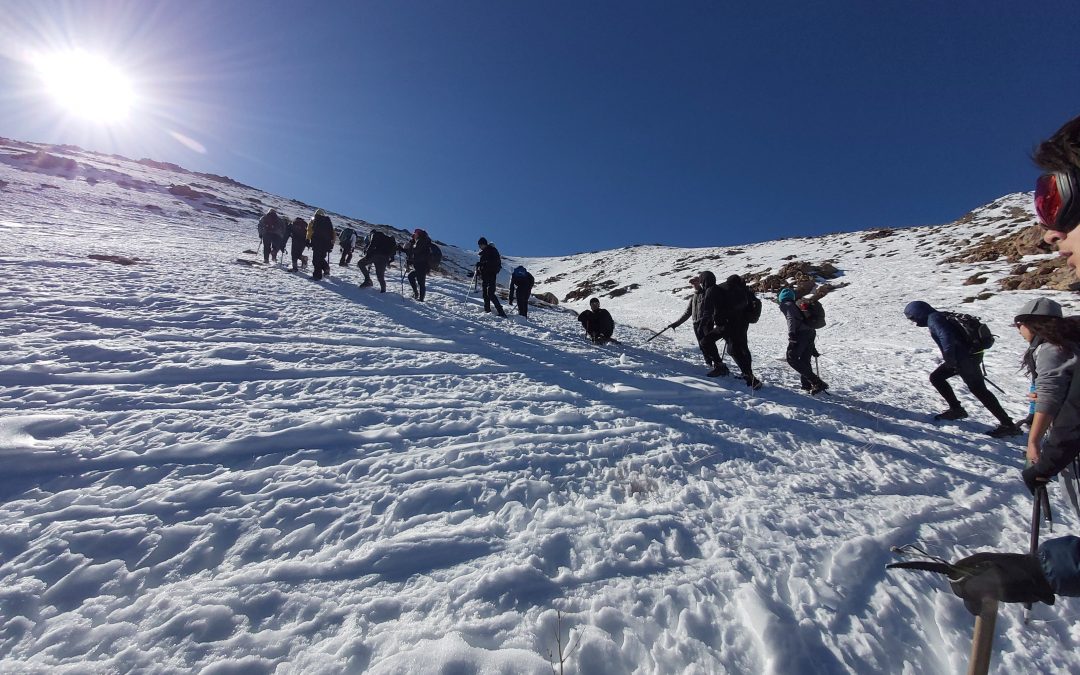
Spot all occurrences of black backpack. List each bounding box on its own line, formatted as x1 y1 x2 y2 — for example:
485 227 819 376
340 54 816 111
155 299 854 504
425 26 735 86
744 290 762 323
943 312 995 353
799 299 826 329
429 243 443 271
370 230 396 256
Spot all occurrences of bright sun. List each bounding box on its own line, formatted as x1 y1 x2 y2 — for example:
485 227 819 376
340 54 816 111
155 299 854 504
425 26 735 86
35 50 135 123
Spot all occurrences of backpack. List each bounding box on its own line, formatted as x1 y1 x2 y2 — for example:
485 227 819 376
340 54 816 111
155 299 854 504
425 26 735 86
744 290 762 323
799 299 826 329
339 228 357 248
429 243 442 271
943 312 995 353
370 230 396 256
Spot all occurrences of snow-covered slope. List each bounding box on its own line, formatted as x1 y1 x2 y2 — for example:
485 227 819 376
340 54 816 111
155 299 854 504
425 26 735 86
1 138 1078 674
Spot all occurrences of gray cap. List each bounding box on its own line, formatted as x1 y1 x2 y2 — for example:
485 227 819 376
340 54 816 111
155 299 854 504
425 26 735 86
1014 297 1064 323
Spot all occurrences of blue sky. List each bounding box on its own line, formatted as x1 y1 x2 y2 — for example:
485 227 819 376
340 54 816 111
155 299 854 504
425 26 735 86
1 0 1078 256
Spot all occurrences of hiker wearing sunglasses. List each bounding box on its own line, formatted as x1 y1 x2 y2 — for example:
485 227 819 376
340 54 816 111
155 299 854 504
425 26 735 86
1034 114 1080 273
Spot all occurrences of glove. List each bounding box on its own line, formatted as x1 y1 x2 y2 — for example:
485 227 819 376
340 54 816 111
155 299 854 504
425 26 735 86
948 552 1055 615
1022 466 1051 495
667 323 677 330
810 347 821 358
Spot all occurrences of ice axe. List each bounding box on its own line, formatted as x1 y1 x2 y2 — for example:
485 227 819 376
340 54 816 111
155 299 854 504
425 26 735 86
646 325 672 343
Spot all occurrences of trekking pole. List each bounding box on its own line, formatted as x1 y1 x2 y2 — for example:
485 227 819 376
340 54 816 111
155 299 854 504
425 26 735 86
646 326 672 343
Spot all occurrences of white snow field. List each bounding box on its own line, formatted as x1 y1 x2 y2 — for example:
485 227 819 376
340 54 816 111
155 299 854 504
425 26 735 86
1 137 1079 674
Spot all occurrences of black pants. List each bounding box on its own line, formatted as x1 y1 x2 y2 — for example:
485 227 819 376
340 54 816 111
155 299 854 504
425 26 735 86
339 244 354 266
786 331 824 389
513 291 530 316
930 357 1011 424
358 253 389 291
723 321 754 378
311 246 331 279
482 273 505 316
289 238 306 269
699 329 725 368
408 262 429 301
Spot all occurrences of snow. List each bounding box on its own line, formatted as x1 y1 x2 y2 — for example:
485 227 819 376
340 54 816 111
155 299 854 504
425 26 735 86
1 137 1079 673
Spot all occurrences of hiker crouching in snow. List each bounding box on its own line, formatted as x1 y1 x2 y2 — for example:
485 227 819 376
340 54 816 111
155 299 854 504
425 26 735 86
903 300 1019 437
778 288 827 394
1014 298 1080 500
508 266 535 317
578 298 615 344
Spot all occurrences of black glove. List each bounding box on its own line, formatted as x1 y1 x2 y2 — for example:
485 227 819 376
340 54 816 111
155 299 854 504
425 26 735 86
1022 466 1051 495
668 323 677 330
810 347 821 358
948 552 1055 615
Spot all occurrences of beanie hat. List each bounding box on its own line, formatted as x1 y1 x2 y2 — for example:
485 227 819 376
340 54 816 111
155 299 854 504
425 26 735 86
513 266 527 277
778 288 795 303
477 237 488 247
1015 298 1064 323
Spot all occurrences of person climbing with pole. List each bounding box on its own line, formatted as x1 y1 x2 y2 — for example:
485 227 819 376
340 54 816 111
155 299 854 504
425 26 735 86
400 228 432 302
475 237 506 317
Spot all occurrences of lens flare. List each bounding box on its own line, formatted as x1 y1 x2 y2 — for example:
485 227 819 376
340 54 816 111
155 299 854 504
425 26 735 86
35 50 135 123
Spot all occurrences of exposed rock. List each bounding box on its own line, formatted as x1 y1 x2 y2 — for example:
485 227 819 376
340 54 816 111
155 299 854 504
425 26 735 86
608 284 640 298
15 151 78 173
168 184 214 200
862 228 895 241
533 292 559 305
963 274 987 286
88 254 141 265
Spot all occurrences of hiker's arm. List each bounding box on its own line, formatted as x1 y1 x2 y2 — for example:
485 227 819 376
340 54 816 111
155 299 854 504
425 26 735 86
1034 345 1075 418
1027 411 1053 463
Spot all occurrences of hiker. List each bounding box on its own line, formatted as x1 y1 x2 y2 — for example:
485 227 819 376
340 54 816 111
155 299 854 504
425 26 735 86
475 237 506 317
718 274 762 389
508 266 534 317
287 217 308 272
338 226 358 266
778 288 827 394
357 229 396 292
400 228 432 301
257 208 283 263
308 209 335 281
578 297 615 344
695 271 740 378
669 276 715 368
1014 298 1080 503
903 300 1020 437
1033 114 1080 276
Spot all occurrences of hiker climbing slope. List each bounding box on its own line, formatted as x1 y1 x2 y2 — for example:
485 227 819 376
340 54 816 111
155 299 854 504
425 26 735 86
778 288 827 394
904 300 1020 437
508 266 534 317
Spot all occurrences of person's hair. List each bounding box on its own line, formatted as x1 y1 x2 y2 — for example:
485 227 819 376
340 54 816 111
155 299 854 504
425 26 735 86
1020 315 1080 375
589 297 600 305
1034 114 1080 172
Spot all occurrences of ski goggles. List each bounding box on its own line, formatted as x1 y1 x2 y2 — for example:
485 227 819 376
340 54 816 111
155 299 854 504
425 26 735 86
1035 170 1080 231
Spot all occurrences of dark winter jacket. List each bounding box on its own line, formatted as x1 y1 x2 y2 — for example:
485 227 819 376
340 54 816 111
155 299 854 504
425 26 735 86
365 231 396 258
780 300 814 342
258 210 283 238
578 309 614 339
904 301 971 367
509 270 534 302
310 213 335 250
671 289 705 331
289 220 307 249
477 244 502 279
403 232 432 268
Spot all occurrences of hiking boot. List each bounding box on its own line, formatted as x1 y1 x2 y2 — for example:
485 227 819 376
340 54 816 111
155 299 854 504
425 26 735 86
706 365 730 378
987 423 1023 438
359 280 373 288
809 381 828 395
934 407 968 421
745 376 763 390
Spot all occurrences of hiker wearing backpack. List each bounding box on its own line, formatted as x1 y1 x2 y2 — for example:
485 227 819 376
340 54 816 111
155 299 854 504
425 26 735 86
338 227 358 266
1033 114 1080 277
778 288 828 394
308 209 335 281
357 229 396 292
696 271 732 377
287 217 308 272
257 209 284 263
1014 299 1080 503
401 228 432 301
578 298 615 344
508 266 535 317
475 237 506 317
903 300 1021 437
719 274 762 389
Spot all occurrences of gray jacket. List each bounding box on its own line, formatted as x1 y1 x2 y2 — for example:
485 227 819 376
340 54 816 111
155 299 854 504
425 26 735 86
1029 340 1080 478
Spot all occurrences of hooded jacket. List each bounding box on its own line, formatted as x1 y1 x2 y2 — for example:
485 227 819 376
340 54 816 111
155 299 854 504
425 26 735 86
904 301 971 367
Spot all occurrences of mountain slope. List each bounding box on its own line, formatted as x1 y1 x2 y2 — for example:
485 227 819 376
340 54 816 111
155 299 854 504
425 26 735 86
0 139 1078 674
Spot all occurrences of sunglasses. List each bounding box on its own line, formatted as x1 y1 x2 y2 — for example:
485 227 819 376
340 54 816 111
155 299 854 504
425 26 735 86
1035 170 1080 231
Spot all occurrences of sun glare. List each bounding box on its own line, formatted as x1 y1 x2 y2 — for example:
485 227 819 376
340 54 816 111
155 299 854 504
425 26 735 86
35 50 135 124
